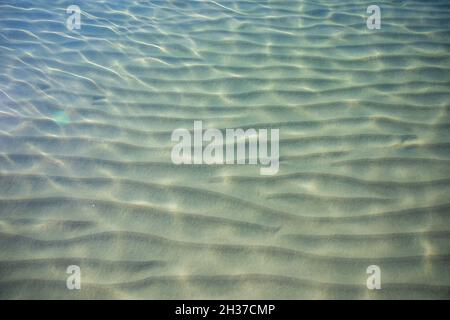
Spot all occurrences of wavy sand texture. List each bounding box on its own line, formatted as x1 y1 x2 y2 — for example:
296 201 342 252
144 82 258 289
0 0 449 299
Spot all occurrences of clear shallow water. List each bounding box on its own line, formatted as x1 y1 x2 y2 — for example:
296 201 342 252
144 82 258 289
0 0 449 299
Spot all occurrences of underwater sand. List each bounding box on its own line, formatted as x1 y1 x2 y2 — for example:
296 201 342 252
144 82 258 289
0 0 450 299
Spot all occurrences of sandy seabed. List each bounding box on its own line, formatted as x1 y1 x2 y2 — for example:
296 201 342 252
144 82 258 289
0 0 449 299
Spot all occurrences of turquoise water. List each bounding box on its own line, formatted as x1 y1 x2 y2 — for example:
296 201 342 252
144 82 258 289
0 0 450 299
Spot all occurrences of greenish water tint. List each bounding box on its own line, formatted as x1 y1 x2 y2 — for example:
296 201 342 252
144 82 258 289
0 0 449 299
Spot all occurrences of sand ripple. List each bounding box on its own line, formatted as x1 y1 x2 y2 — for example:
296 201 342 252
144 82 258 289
0 0 450 299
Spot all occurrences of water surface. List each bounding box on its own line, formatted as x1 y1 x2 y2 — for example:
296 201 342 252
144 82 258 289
0 0 450 299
